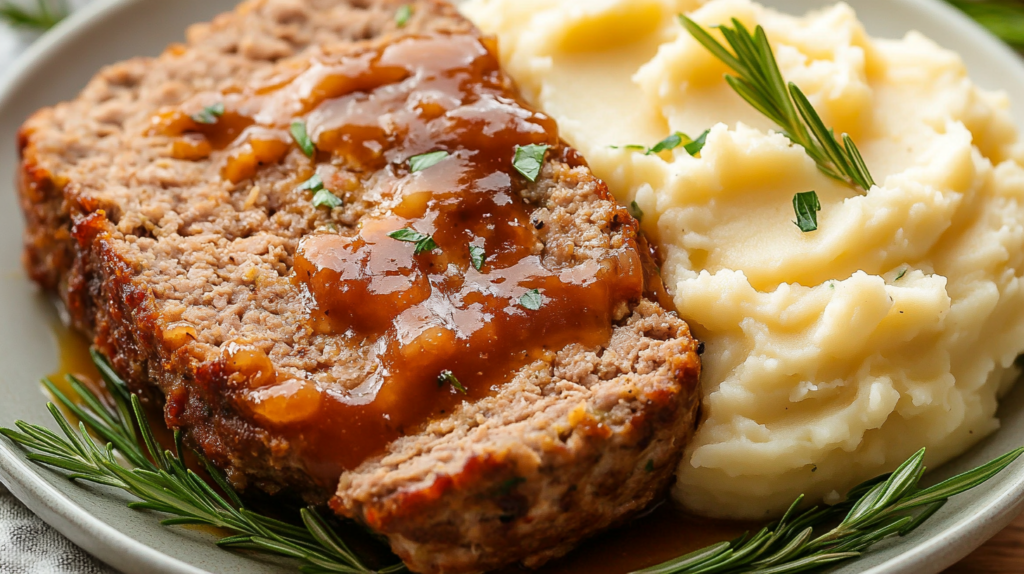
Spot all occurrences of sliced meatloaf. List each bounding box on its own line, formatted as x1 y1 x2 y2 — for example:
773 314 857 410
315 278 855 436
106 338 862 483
16 0 702 572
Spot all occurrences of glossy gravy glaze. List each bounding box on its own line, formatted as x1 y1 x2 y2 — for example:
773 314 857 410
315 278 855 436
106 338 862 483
153 33 644 479
52 327 747 574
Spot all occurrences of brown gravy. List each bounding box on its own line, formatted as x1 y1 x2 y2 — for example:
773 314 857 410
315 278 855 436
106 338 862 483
533 504 751 574
47 321 110 412
141 29 742 572
50 318 747 572
153 32 645 480
47 322 195 470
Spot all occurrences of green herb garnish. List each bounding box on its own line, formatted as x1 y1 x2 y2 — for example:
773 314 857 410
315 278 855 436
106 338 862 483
2 351 1022 574
683 129 710 156
512 144 550 182
297 173 324 193
290 120 315 158
469 245 486 271
793 191 821 232
648 132 685 155
437 370 467 395
395 4 412 28
680 16 875 192
0 0 66 30
408 150 449 173
615 129 709 157
190 102 225 125
947 0 1024 47
895 268 908 281
519 289 543 310
312 189 342 209
636 446 1024 573
0 349 403 574
297 173 339 208
388 228 438 255
629 200 644 222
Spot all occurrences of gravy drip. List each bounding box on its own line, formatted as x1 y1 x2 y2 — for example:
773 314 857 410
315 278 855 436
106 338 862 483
53 326 748 574
155 33 644 482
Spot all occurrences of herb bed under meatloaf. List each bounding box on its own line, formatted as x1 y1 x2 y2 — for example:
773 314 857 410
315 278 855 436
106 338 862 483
16 1 702 572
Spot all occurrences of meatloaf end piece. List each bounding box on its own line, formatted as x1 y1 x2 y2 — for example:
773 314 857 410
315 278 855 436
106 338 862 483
19 0 476 501
16 1 702 572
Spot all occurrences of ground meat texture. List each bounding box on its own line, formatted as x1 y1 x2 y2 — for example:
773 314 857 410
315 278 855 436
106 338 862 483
15 1 703 573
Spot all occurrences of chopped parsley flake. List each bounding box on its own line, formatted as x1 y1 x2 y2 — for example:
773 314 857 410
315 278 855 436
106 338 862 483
683 129 710 156
437 370 467 394
895 268 908 281
512 144 549 182
408 150 449 173
388 228 438 255
311 189 342 209
191 102 224 125
290 120 315 157
629 200 644 222
615 129 710 157
297 173 324 193
395 4 412 27
469 245 486 271
792 191 821 232
519 288 542 311
648 132 684 155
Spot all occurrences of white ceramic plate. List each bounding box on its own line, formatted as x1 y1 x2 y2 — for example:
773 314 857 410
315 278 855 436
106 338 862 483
2 0 1024 573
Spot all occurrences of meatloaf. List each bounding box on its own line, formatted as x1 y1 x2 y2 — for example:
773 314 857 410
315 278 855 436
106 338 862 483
16 0 702 572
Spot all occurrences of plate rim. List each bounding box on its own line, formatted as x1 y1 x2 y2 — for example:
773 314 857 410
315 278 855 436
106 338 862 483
1 0 1024 573
0 2 209 571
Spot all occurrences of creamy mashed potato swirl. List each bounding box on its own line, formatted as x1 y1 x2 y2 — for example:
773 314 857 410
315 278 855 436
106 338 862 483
464 0 1024 518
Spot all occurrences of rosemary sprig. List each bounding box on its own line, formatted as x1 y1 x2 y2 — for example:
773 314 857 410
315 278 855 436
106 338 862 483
0 0 66 30
1 349 1020 574
633 446 1024 574
0 349 403 574
947 0 1024 47
680 16 875 192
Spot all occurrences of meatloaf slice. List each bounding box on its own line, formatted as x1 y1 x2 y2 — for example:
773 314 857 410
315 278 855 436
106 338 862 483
334 298 698 573
16 1 702 572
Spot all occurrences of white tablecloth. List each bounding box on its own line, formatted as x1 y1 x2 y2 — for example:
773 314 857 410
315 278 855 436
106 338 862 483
0 484 116 574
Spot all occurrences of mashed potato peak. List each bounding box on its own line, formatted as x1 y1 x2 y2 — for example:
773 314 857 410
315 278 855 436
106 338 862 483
464 0 1024 518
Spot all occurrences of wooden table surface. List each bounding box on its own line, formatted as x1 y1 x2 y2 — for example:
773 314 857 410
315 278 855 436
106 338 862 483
945 510 1024 573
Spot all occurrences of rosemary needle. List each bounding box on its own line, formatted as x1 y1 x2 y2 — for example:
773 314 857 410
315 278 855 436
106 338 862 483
0 0 67 30
0 5 1017 574
633 447 1024 573
680 15 876 192
946 0 1024 47
0 349 403 574
2 349 1021 574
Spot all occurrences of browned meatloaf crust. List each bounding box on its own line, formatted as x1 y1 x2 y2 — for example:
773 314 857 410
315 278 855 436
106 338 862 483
16 0 702 572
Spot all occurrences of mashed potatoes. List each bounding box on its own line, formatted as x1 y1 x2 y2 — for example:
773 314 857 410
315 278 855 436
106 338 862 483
464 0 1024 519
